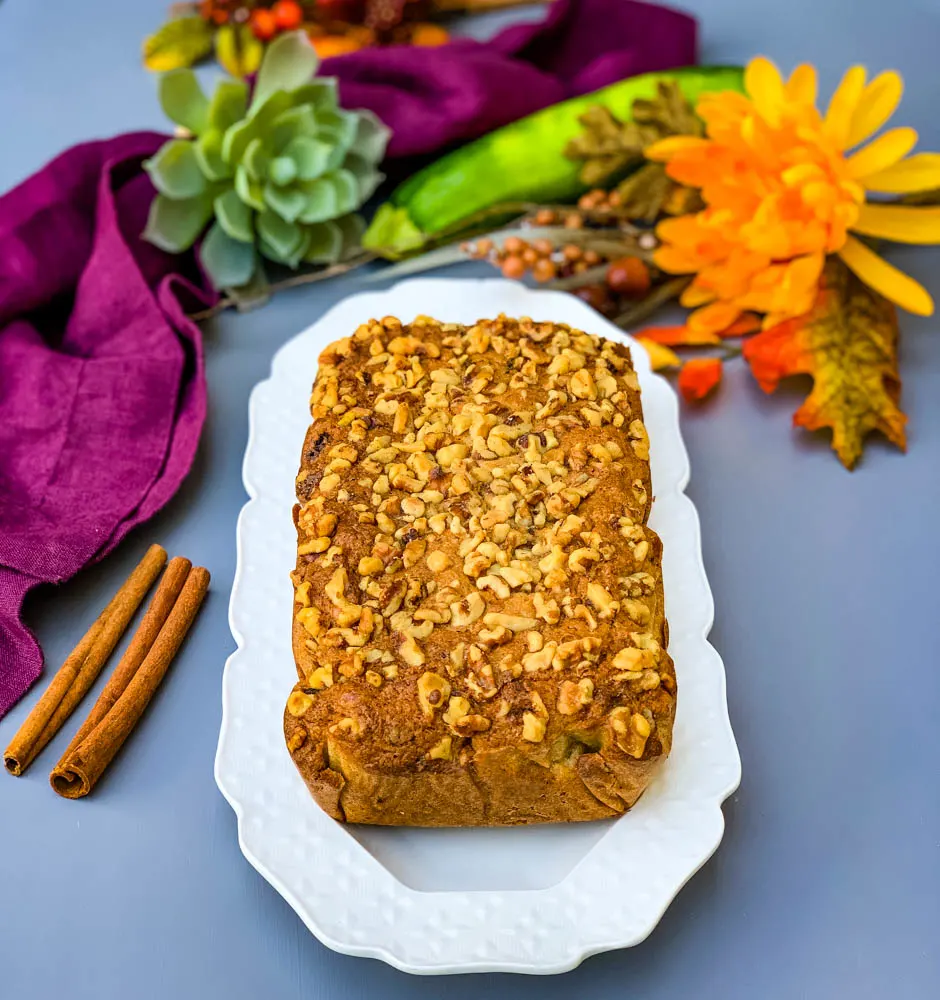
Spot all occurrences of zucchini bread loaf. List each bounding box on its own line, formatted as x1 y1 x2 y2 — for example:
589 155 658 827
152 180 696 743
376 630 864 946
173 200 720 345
284 315 675 826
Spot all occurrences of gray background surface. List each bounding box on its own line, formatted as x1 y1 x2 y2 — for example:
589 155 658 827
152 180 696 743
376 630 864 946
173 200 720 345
1 1 938 997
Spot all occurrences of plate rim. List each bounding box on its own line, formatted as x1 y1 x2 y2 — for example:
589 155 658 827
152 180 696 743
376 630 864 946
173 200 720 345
215 276 741 975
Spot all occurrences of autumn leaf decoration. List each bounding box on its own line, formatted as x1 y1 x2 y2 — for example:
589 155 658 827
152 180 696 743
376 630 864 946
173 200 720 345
564 81 704 222
743 258 905 469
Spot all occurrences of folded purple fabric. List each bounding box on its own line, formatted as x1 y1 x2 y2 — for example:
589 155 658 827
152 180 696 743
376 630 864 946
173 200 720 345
327 0 698 156
0 133 214 719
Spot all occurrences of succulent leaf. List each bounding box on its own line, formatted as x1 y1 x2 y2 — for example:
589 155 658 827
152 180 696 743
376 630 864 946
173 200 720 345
235 164 266 211
291 79 339 113
209 80 249 132
158 69 210 134
195 129 231 182
317 109 358 153
215 190 254 243
344 153 384 202
331 169 361 215
303 221 344 264
243 138 271 182
222 91 291 165
143 192 215 253
297 177 339 224
271 105 320 151
144 139 207 199
263 181 308 223
269 156 299 187
283 136 332 181
200 221 257 288
250 32 319 117
351 110 391 164
257 209 304 262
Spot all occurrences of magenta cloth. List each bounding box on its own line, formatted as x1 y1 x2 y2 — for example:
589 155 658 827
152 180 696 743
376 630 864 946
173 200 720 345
0 132 215 719
327 0 698 157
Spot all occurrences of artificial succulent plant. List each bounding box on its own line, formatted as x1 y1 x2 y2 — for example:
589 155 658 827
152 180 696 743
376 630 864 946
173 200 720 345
143 31 389 293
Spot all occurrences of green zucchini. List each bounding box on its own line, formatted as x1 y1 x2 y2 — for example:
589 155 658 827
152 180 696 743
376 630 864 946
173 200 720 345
363 65 744 256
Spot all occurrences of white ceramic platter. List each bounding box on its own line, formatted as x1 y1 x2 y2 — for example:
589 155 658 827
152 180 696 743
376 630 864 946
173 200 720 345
215 277 740 975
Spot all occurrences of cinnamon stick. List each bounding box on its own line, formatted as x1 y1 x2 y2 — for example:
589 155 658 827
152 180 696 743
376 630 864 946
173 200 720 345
51 565 210 798
4 544 167 776
53 557 191 767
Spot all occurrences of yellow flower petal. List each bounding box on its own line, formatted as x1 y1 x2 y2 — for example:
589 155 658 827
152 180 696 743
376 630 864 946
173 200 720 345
846 127 918 178
637 338 682 371
838 234 934 315
745 56 785 123
853 203 940 244
861 152 940 193
785 64 818 105
824 65 867 148
845 70 903 149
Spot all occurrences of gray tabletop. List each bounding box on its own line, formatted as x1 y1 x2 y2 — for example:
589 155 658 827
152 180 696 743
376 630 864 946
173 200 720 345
2 1 939 997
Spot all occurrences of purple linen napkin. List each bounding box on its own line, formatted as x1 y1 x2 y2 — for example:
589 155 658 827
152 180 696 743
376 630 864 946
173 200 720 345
0 133 214 719
327 0 698 156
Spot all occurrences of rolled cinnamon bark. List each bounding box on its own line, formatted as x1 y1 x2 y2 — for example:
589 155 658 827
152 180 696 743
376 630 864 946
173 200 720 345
52 557 191 768
4 544 167 776
50 565 210 798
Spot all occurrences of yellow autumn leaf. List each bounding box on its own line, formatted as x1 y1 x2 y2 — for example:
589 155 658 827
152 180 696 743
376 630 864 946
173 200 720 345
215 23 264 80
636 337 682 370
143 16 215 72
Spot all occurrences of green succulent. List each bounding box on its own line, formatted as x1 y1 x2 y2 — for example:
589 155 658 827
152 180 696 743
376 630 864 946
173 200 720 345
142 31 389 292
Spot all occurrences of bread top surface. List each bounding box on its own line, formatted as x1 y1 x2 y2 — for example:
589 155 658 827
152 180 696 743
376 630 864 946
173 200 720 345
287 315 674 791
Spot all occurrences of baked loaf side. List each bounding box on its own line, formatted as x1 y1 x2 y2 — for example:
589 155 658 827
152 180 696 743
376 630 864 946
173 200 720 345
284 315 675 826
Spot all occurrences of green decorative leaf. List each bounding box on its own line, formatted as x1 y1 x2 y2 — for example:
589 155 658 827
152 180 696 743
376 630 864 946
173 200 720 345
227 265 272 312
214 189 254 243
243 137 271 182
257 209 304 262
199 221 258 289
297 176 339 223
195 129 231 181
343 152 383 202
209 79 248 132
158 69 209 134
290 79 338 113
143 191 214 253
317 109 358 155
302 221 343 263
334 213 367 260
143 16 214 72
271 105 319 151
222 91 291 165
284 136 331 181
350 110 391 164
144 139 207 199
263 181 308 222
235 164 266 210
330 169 361 214
269 156 298 186
250 31 319 116
215 23 263 80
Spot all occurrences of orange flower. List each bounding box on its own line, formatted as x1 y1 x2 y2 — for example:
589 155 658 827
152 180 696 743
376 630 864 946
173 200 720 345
647 57 940 331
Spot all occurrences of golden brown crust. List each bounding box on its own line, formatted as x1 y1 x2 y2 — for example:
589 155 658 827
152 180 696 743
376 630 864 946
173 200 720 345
283 314 675 826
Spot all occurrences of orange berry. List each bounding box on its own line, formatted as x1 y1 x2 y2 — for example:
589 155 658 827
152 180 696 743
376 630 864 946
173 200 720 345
563 244 582 262
250 8 278 40
500 255 526 279
272 0 304 30
531 238 553 256
564 212 584 229
606 257 651 298
310 34 365 57
503 236 525 254
534 209 557 226
475 238 493 257
532 259 557 283
583 249 601 266
521 247 539 265
411 24 450 47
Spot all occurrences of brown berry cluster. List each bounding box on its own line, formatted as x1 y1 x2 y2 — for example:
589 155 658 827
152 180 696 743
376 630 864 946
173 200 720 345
463 236 654 319
464 236 604 283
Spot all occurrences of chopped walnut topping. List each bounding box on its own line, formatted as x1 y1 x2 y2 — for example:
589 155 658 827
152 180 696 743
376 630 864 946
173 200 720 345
417 672 451 715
